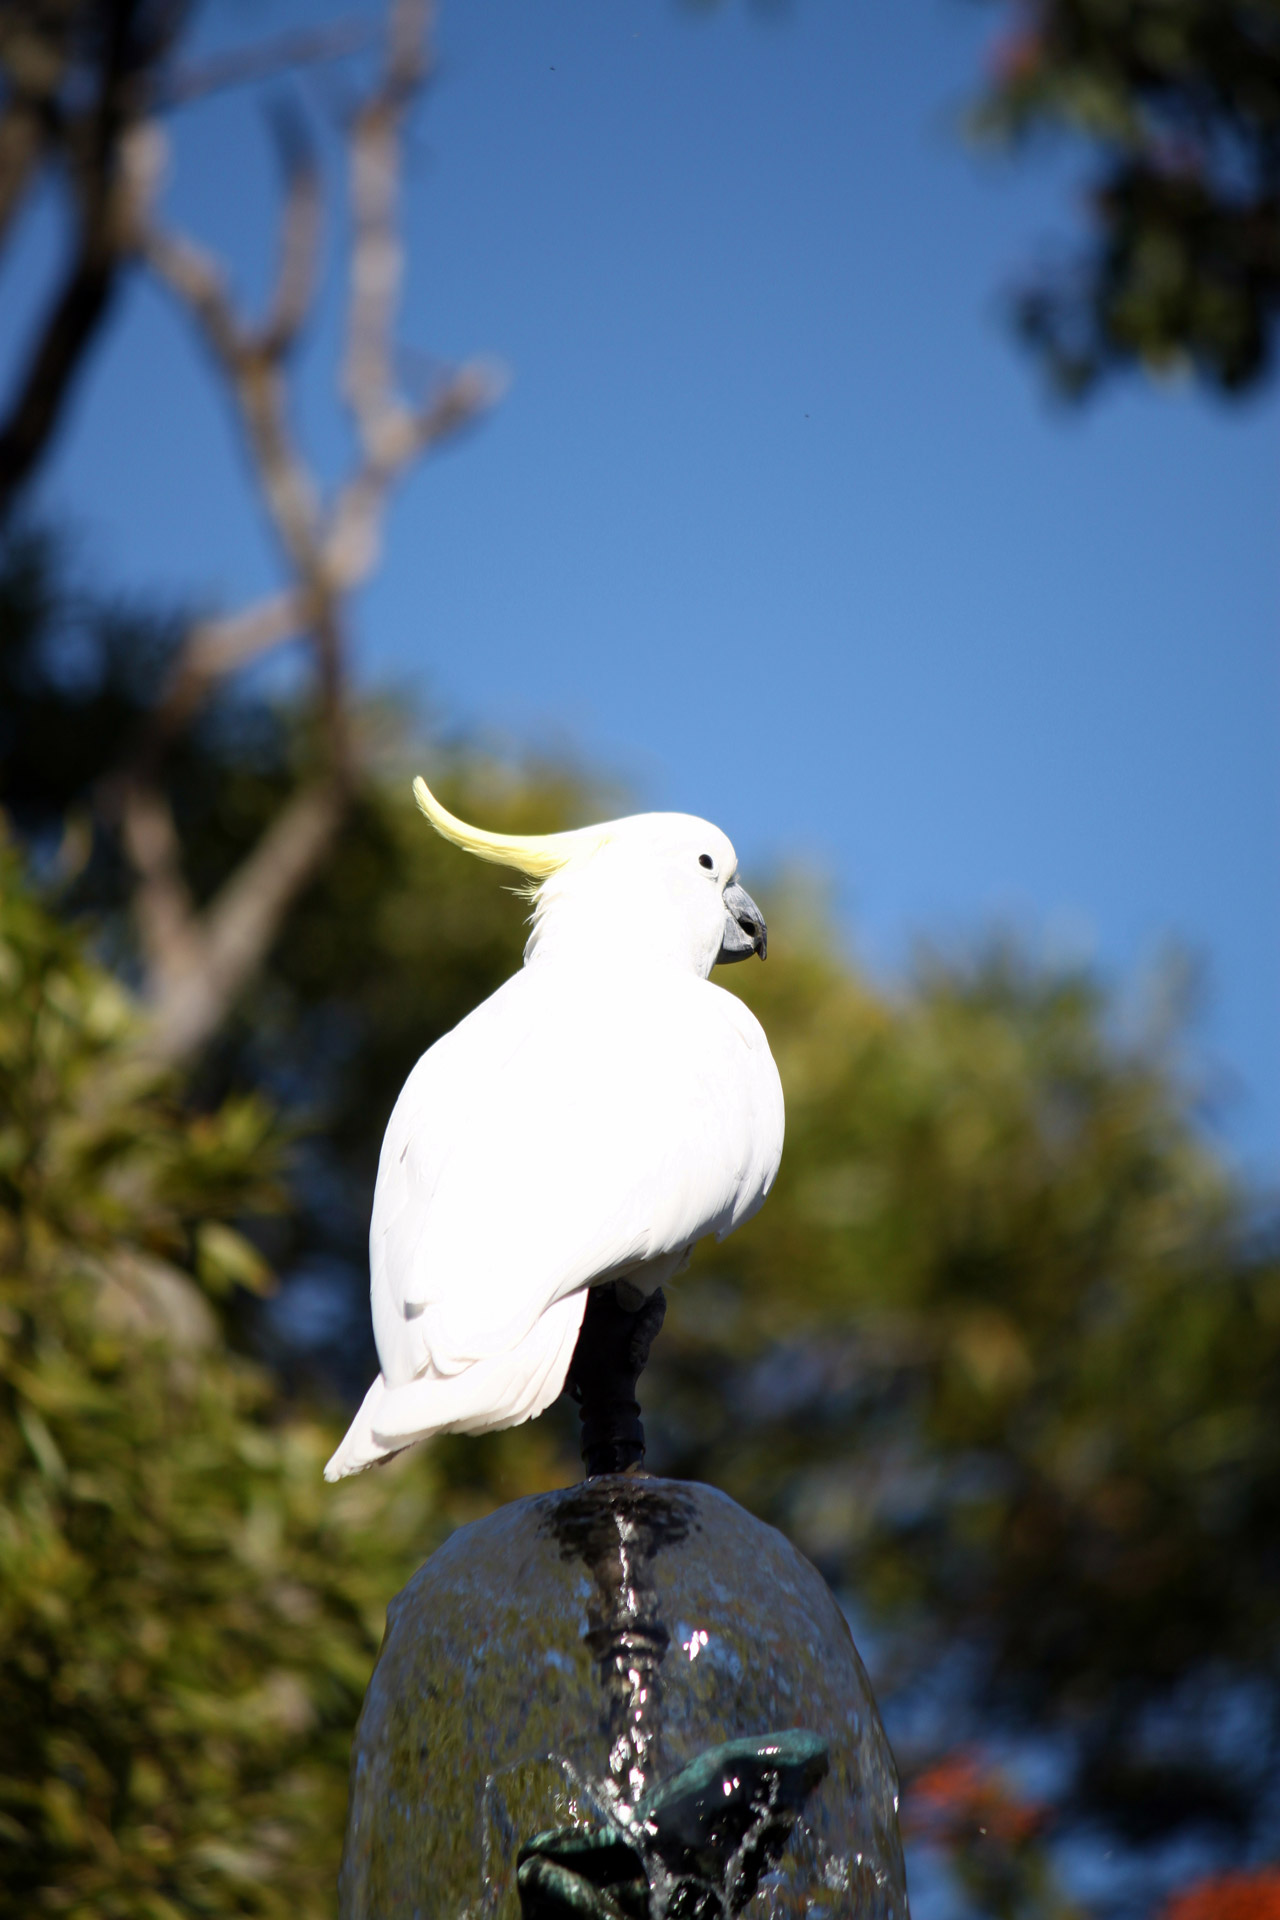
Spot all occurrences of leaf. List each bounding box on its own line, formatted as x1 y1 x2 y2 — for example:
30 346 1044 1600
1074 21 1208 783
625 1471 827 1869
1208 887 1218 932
196 1223 275 1298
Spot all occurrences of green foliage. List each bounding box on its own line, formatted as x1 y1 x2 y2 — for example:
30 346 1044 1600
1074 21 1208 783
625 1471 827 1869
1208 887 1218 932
0 845 460 1919
5 533 1279 1906
657 913 1280 1842
974 0 1280 394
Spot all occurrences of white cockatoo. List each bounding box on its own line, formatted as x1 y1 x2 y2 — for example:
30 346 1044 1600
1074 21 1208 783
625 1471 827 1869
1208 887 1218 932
324 777 783 1480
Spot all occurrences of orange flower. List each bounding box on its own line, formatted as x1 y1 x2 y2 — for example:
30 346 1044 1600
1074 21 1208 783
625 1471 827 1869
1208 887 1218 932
1162 1872 1280 1920
906 1749 1045 1847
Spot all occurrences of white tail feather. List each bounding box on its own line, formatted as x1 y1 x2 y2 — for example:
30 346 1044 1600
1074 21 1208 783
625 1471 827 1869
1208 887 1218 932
324 1288 588 1480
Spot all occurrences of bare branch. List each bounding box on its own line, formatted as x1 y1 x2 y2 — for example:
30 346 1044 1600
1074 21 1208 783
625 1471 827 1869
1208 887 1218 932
341 0 434 455
255 99 323 360
158 19 373 109
326 361 502 586
0 1 191 522
385 0 433 101
143 218 244 362
115 0 501 1064
142 778 345 1065
151 590 309 741
114 777 203 994
146 214 324 567
184 588 308 682
0 97 45 248
0 225 118 514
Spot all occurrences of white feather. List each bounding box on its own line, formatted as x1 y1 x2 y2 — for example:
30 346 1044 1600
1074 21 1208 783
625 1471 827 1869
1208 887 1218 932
325 809 784 1480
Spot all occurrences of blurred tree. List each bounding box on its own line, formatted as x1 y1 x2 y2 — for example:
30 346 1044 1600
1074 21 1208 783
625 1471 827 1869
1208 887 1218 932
0 840 466 1918
6 529 1280 1914
973 1 1280 395
5 10 1279 1914
647 913 1280 1900
0 0 498 1066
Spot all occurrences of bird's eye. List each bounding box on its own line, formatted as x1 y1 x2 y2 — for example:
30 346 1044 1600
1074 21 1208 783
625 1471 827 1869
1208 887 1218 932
698 853 714 870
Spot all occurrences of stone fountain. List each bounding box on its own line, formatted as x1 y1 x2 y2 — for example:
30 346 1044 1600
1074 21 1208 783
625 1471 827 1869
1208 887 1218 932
339 1288 909 1919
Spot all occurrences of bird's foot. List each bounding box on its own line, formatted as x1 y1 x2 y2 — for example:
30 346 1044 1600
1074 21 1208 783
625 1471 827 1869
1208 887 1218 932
565 1284 666 1478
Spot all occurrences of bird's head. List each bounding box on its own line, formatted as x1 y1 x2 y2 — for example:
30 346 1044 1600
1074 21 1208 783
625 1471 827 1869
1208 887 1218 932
412 776 767 978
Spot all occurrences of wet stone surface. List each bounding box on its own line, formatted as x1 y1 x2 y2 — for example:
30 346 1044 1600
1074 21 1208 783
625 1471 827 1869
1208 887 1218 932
340 1477 908 1919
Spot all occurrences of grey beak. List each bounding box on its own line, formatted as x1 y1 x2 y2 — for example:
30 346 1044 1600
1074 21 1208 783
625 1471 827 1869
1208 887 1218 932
716 881 767 965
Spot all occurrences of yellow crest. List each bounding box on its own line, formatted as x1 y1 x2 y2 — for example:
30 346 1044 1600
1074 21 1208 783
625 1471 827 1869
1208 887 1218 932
412 776 603 878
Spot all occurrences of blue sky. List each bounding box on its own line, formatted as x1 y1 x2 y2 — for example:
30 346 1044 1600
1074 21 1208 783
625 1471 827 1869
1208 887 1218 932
6 0 1278 1171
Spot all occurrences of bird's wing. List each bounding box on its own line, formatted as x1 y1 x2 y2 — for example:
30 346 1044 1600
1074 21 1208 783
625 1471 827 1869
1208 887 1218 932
369 968 783 1389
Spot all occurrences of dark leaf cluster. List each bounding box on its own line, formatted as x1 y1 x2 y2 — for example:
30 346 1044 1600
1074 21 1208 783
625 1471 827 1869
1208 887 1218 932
976 0 1280 393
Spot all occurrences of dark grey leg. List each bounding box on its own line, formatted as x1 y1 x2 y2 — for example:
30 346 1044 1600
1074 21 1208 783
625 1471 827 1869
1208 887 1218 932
565 1284 667 1477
